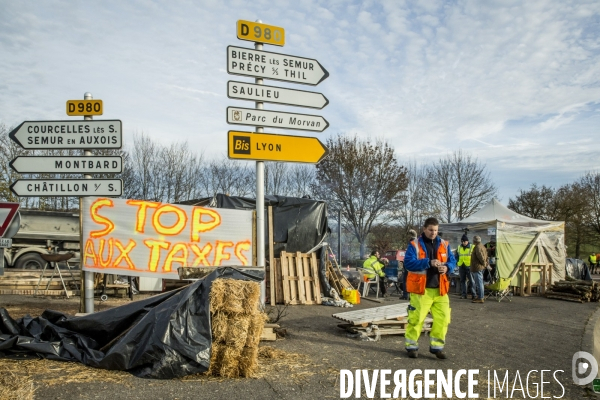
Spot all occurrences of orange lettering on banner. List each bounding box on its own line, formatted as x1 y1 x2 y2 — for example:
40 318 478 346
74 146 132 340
98 238 114 268
127 200 160 233
153 204 187 236
234 240 251 265
144 240 170 272
164 243 188 272
214 240 234 266
113 239 137 269
84 239 98 266
191 207 221 242
189 243 213 266
90 198 115 238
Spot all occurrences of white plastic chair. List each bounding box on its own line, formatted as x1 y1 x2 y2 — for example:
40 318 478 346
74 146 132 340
355 267 380 298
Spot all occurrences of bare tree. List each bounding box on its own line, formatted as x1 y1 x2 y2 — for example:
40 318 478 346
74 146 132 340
424 150 498 222
264 162 289 195
507 184 556 220
313 134 409 258
287 164 316 198
579 172 600 237
395 160 437 231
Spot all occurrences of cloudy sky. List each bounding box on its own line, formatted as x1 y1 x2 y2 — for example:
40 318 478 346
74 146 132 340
1 0 599 201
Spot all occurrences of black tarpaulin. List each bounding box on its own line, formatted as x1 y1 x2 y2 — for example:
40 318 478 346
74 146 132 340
0 267 263 379
180 194 329 257
179 194 331 294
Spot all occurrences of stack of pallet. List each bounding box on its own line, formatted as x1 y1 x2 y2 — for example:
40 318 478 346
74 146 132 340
333 303 433 337
268 251 321 305
545 279 600 303
0 268 80 296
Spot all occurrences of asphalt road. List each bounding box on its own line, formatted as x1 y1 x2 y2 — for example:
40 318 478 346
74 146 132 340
1 291 598 400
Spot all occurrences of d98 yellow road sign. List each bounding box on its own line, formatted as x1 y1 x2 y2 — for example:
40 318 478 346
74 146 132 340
66 100 103 116
237 20 284 46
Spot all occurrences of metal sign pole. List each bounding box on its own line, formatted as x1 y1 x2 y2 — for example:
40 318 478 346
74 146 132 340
83 92 94 313
255 20 266 305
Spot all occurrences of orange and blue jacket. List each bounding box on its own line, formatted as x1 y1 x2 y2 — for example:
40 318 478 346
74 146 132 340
404 235 457 296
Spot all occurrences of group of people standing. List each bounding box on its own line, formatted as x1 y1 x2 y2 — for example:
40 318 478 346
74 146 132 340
456 235 488 303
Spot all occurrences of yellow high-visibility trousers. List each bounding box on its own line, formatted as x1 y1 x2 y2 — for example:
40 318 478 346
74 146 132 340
404 288 451 352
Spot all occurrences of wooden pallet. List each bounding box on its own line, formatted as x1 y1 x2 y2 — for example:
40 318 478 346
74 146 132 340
337 317 433 336
279 251 321 305
332 302 410 325
260 323 279 341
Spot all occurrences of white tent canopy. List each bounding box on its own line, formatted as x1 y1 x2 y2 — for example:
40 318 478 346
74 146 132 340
440 199 566 285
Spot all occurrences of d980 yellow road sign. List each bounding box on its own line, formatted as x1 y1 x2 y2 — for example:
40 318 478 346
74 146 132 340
228 131 328 164
237 20 284 46
66 100 103 116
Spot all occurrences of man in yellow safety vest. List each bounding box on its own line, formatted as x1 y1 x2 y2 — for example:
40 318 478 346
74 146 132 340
363 251 389 297
403 217 457 359
589 253 597 275
457 235 475 299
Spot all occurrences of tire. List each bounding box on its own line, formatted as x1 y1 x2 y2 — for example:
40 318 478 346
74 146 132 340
14 253 46 270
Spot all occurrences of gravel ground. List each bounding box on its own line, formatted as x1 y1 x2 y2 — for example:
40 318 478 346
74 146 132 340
1 291 598 400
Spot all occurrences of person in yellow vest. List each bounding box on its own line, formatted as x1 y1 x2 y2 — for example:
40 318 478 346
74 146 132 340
589 253 597 275
403 217 457 359
457 234 476 300
362 251 389 297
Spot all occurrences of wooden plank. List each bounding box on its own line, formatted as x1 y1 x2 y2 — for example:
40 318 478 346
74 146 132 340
287 253 299 304
0 289 79 296
275 258 283 304
295 252 306 304
268 206 275 306
260 332 277 341
280 252 291 304
301 255 312 303
310 252 322 304
509 232 542 280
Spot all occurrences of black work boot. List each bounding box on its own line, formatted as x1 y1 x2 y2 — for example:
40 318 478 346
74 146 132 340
407 350 418 359
431 351 447 359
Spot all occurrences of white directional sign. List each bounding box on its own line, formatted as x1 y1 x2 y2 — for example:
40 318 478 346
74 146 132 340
227 107 329 132
227 46 329 86
9 120 122 150
227 81 328 109
9 156 123 174
10 179 123 197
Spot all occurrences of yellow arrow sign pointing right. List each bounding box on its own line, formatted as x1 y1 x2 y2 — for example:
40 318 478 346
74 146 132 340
228 131 328 164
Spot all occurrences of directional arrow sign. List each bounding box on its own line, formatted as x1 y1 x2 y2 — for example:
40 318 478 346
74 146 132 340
227 46 329 86
227 107 328 132
9 156 123 174
228 131 328 163
227 81 328 109
10 179 123 197
9 120 122 150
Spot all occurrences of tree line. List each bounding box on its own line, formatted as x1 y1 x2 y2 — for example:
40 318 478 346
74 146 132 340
507 177 600 258
1 123 500 258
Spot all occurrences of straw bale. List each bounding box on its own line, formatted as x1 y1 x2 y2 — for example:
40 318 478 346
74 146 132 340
210 278 261 315
245 312 268 348
224 314 251 350
211 311 229 343
218 346 243 378
0 367 34 400
207 342 223 376
242 282 260 314
238 346 259 377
